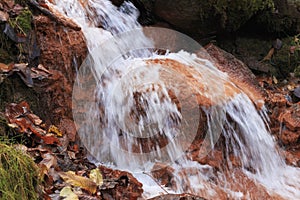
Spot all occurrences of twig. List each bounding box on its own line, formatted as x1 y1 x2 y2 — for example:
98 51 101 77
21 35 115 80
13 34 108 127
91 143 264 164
142 171 170 194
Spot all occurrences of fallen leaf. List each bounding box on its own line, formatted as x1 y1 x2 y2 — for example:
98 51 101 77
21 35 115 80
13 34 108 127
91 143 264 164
27 113 43 125
59 171 97 194
273 76 278 84
261 48 274 62
67 151 76 160
2 0 14 8
41 135 60 145
48 125 63 137
60 186 79 200
0 63 13 72
13 144 28 153
89 168 103 186
40 153 57 169
287 85 294 91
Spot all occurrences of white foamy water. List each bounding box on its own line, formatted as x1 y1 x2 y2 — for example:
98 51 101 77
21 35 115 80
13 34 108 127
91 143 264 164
48 0 300 199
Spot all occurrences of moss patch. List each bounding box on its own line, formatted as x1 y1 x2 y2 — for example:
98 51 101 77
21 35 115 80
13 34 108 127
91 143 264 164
9 8 33 36
0 142 39 200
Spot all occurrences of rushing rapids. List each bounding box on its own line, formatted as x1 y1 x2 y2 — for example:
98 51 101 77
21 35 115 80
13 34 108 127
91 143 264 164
48 0 300 199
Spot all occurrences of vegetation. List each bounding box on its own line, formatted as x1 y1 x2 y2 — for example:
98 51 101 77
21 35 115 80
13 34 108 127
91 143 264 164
290 34 300 76
0 141 39 200
9 8 33 36
210 0 274 31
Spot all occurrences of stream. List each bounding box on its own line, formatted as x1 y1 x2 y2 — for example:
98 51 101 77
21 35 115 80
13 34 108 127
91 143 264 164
47 0 300 199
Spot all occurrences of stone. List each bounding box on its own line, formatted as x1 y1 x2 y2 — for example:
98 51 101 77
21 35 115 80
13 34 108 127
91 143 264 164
204 43 265 109
280 130 300 145
153 0 274 37
278 104 300 131
149 194 206 200
34 15 87 124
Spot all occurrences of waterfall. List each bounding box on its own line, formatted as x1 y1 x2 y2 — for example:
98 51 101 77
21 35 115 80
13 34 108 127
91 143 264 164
48 0 300 199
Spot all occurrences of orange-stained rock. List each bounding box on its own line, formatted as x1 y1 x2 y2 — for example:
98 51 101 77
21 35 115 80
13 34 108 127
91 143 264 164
282 150 300 167
58 118 77 142
33 15 87 125
280 129 300 145
149 193 206 200
204 44 265 109
278 103 300 131
34 15 87 84
146 58 241 107
151 162 175 186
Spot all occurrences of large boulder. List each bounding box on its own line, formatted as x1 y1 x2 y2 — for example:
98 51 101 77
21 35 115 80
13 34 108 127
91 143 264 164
153 0 274 37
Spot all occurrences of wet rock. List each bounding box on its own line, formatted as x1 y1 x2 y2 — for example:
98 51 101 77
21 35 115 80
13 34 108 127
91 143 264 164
151 163 175 186
149 194 206 200
278 103 300 131
280 129 300 145
110 0 124 7
204 43 265 108
32 69 72 125
34 15 87 124
58 118 77 142
220 170 285 200
283 150 300 167
34 15 87 84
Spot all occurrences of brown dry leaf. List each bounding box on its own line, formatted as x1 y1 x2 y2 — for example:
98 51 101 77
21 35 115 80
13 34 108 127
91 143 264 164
41 135 60 145
40 153 57 169
0 11 8 22
27 113 43 125
59 171 97 194
0 62 13 72
261 48 275 62
89 168 103 186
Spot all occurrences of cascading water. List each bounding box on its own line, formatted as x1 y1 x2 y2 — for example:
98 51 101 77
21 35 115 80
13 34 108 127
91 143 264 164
48 0 300 199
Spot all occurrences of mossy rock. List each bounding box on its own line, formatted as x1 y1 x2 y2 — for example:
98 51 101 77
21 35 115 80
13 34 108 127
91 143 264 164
243 0 300 35
0 142 40 200
153 0 274 37
218 36 300 77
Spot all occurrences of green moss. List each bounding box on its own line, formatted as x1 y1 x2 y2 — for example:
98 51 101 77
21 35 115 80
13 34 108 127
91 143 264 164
9 8 33 35
0 142 40 200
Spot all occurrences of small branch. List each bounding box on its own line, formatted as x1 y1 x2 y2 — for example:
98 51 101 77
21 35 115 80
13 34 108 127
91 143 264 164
260 48 275 62
142 172 170 194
